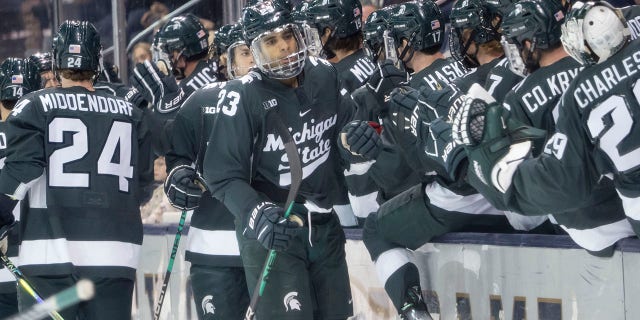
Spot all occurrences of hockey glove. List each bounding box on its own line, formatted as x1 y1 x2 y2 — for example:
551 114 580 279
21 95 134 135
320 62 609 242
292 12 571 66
164 165 207 211
418 117 468 182
243 202 302 251
366 60 409 115
452 93 546 193
339 120 383 163
129 60 182 114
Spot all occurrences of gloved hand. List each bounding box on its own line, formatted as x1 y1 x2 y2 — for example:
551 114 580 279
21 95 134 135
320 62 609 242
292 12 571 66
338 120 383 163
0 193 17 255
366 60 409 115
243 202 302 251
452 95 546 193
164 165 207 210
129 60 182 114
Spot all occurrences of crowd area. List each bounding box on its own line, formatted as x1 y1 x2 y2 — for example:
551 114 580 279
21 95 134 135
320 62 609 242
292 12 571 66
0 0 640 319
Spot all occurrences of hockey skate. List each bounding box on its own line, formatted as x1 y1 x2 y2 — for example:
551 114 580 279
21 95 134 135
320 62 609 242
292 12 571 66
400 286 433 320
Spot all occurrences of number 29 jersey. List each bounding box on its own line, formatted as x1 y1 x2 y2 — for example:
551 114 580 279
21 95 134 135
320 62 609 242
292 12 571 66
0 86 153 279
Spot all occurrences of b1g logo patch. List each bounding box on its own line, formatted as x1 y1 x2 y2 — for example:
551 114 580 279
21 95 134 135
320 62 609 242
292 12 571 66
283 291 301 312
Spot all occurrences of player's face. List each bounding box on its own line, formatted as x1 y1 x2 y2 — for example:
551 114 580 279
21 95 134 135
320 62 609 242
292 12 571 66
231 44 255 78
41 71 59 88
259 27 299 65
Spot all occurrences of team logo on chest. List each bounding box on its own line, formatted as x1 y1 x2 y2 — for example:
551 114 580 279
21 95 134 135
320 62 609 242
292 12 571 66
201 295 216 315
284 292 302 312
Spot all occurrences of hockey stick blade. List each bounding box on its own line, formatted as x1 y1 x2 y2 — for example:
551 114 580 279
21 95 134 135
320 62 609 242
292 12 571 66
244 111 303 320
0 254 65 320
153 209 188 320
6 279 94 320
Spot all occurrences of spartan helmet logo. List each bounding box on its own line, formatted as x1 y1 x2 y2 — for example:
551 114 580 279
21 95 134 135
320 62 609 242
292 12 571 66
283 291 302 312
201 295 215 315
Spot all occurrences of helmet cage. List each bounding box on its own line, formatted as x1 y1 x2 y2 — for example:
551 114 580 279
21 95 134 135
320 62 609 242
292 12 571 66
227 41 254 79
250 24 307 79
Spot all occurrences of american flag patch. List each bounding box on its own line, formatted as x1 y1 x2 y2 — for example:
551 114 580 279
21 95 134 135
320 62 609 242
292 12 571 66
431 20 440 30
69 44 81 53
554 11 564 21
197 30 206 38
11 75 23 84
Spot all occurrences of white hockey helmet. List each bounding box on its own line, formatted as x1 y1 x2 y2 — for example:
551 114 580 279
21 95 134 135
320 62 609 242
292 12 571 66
561 1 630 65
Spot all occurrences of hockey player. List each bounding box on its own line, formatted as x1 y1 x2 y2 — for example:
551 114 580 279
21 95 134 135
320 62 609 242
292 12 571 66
452 1 640 252
0 20 153 319
164 22 253 320
307 0 377 93
202 1 355 319
344 0 539 318
494 0 632 255
0 57 41 318
212 24 235 82
28 52 59 88
127 14 220 155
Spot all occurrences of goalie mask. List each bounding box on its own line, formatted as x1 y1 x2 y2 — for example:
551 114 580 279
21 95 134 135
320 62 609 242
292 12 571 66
242 1 307 79
0 57 41 106
501 0 566 76
388 1 445 64
52 20 102 80
449 0 502 68
153 14 209 79
561 1 629 66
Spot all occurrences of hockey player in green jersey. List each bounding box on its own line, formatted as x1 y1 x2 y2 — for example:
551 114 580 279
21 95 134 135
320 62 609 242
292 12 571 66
28 52 59 88
164 22 253 320
494 0 632 255
0 57 41 318
0 20 153 319
453 1 640 253
202 1 356 319
126 14 221 155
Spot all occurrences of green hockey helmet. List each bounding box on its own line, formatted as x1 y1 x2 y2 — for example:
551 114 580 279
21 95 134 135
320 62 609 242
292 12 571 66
389 1 445 61
0 57 41 103
449 0 502 68
241 0 307 79
214 24 235 57
306 0 363 39
226 23 255 79
28 52 53 73
153 14 209 78
52 20 102 74
363 7 392 61
501 0 566 75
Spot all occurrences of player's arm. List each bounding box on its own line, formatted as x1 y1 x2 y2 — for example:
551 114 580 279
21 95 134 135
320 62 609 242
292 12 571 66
134 108 155 205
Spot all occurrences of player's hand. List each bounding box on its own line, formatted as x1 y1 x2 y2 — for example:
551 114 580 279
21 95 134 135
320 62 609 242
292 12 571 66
338 120 382 163
0 195 17 256
164 165 207 211
243 202 303 251
366 60 409 115
129 60 182 114
452 96 546 193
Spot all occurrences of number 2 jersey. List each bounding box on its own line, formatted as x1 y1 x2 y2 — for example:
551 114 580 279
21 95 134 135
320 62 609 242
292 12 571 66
203 57 355 222
501 39 640 238
0 86 153 279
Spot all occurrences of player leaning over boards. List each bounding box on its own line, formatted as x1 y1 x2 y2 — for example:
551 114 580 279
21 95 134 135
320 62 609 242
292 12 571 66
453 1 640 253
0 20 153 319
0 57 41 318
164 22 254 320
202 1 357 319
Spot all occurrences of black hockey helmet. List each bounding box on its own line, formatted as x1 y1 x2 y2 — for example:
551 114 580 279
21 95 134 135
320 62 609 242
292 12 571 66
52 20 102 74
306 0 363 39
0 57 41 103
449 0 502 68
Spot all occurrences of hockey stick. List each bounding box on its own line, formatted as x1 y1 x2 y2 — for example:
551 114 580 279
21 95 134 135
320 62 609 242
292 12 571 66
153 209 187 320
6 279 94 320
0 254 65 320
244 112 304 320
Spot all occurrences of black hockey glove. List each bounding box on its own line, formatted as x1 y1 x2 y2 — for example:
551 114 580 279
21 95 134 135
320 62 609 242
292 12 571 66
164 165 207 211
129 60 182 114
452 89 546 193
0 194 17 255
418 117 468 182
243 202 302 251
366 60 409 115
338 120 383 163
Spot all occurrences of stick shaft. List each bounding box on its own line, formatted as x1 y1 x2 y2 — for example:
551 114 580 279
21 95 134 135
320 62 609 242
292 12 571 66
153 210 187 320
